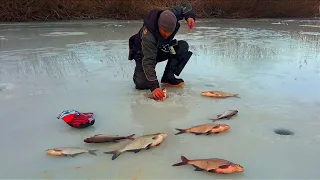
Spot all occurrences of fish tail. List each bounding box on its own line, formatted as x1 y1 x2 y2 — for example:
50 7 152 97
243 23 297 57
172 155 189 166
208 118 218 122
104 150 122 160
88 150 98 156
174 128 186 135
233 94 240 98
126 134 135 140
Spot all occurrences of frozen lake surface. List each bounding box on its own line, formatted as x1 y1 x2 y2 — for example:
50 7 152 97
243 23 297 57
0 18 320 179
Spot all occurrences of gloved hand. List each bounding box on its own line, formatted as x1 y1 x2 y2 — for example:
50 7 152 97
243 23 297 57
152 88 165 101
57 110 95 129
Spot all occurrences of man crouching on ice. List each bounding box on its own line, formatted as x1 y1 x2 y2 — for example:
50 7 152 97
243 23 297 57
128 2 196 100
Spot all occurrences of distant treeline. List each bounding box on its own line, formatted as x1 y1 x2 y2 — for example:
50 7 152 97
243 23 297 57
0 0 319 22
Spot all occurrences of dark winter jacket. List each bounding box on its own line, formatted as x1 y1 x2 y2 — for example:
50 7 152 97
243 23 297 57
131 2 196 91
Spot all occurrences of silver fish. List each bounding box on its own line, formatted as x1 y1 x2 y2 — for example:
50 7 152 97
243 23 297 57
103 133 167 160
46 147 98 157
209 110 238 121
83 134 135 143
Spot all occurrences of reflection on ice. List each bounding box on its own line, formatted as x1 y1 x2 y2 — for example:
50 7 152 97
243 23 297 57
0 49 89 80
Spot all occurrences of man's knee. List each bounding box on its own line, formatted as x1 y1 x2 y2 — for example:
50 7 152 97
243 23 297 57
176 40 189 54
133 71 150 90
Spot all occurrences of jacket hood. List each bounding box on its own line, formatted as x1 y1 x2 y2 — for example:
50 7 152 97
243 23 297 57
143 9 163 39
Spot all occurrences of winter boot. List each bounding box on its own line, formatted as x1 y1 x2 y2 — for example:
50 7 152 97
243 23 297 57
161 50 192 86
161 59 185 86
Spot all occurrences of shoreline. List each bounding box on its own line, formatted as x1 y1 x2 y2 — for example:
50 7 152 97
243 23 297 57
0 0 319 22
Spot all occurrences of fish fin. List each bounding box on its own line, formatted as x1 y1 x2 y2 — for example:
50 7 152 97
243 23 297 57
193 166 204 171
193 133 202 135
208 118 218 122
146 143 152 150
181 155 189 162
208 169 217 173
172 162 187 166
206 131 212 135
126 134 135 140
134 149 141 153
127 149 141 153
88 150 98 156
214 132 220 134
83 139 92 143
172 156 189 166
104 150 122 160
69 153 81 157
60 153 68 157
174 128 186 135
218 165 230 169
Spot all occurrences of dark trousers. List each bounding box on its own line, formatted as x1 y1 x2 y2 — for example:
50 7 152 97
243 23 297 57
132 40 192 90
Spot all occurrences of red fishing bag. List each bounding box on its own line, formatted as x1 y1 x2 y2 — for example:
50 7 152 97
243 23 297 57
57 110 95 129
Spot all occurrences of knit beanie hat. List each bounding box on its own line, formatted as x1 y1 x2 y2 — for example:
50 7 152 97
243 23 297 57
158 10 177 32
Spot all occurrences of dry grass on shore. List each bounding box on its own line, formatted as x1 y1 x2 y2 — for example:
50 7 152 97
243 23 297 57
0 0 319 22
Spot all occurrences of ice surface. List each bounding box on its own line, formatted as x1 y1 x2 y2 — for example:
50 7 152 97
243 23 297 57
0 18 320 179
299 25 320 28
39 32 88 37
301 32 320 36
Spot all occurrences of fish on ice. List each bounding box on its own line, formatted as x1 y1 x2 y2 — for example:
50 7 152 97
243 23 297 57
84 133 135 143
172 156 244 174
209 110 238 121
162 88 167 100
46 147 98 157
103 133 168 160
174 123 230 135
201 91 239 98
